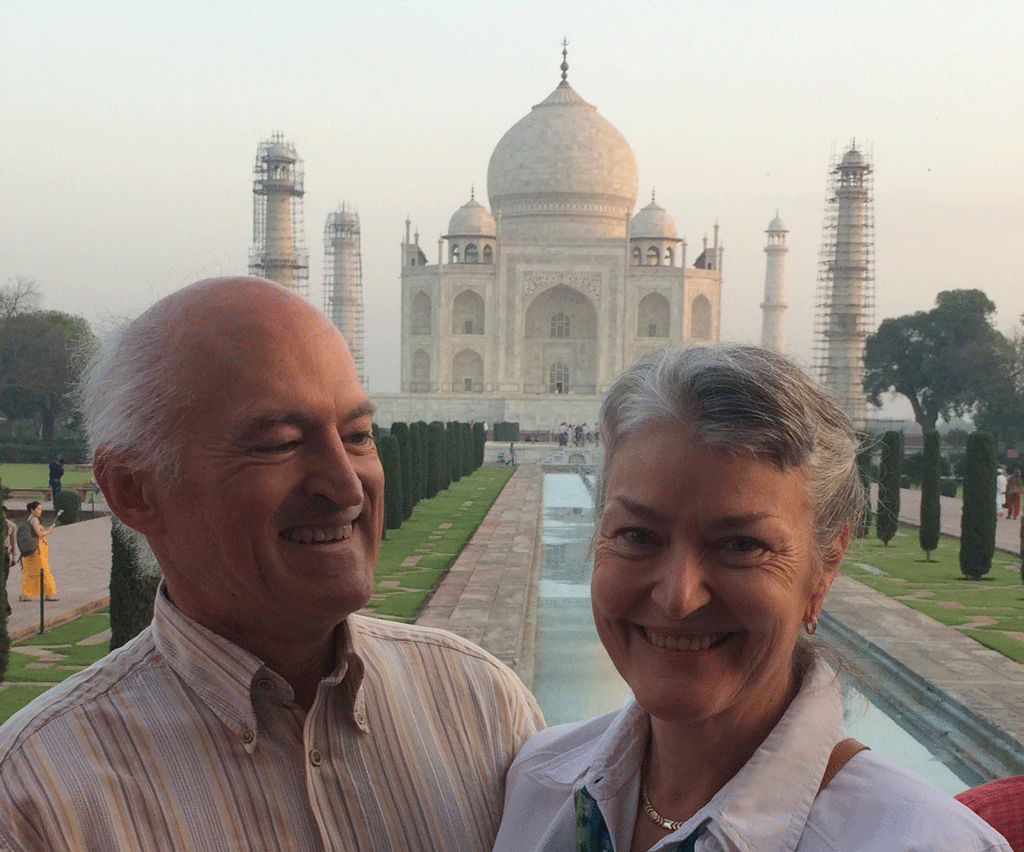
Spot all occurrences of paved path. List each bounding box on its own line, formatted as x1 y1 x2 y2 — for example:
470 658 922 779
5 470 1023 766
897 486 1021 555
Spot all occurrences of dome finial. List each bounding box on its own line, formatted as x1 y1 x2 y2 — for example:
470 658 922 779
651 187 656 203
471 184 475 200
560 37 569 82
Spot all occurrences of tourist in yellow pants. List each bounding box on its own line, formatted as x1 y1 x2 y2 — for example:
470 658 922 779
19 501 57 601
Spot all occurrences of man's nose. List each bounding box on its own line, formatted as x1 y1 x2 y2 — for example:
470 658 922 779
305 434 366 509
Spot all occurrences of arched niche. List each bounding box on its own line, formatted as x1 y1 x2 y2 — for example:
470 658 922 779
691 294 713 340
411 348 430 392
452 289 485 335
638 292 670 338
412 291 431 336
523 284 598 395
453 348 484 392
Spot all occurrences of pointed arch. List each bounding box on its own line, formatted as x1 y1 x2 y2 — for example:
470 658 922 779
638 292 670 338
411 348 430 392
691 294 713 340
452 289 485 335
453 348 484 392
412 291 431 336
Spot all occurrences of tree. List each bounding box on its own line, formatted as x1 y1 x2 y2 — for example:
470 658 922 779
428 421 445 497
0 310 95 441
919 431 941 561
473 422 485 469
854 438 874 539
390 422 414 520
960 430 996 579
864 290 1011 433
0 276 41 320
877 430 903 546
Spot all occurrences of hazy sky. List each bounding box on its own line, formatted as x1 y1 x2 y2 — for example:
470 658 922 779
5 0 1023 415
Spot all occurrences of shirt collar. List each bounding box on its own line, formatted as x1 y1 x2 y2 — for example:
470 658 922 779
151 584 365 746
526 658 844 852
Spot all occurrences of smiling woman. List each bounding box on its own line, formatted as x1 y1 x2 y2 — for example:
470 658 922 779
494 344 1010 852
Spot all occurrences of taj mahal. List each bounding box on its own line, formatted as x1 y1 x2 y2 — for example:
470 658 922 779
372 51 723 433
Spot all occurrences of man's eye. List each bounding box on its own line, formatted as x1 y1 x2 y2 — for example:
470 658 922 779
257 440 300 454
345 431 373 446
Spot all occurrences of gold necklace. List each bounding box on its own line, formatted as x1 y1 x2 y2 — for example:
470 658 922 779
640 782 685 832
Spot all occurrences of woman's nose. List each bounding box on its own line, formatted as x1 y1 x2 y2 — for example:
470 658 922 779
652 549 712 618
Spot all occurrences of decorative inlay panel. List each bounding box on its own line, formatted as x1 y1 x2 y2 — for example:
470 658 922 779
523 271 601 300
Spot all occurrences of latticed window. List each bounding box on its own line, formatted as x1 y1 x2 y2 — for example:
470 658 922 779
551 312 571 338
549 362 569 394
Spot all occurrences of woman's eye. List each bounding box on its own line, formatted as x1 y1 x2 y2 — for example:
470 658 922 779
716 537 770 563
620 527 660 547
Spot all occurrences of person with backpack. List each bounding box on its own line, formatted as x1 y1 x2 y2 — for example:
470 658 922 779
18 500 58 602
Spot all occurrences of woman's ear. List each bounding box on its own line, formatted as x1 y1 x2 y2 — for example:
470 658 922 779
93 449 166 536
806 525 851 623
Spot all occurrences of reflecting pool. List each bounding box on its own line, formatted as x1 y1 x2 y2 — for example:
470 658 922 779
532 473 972 795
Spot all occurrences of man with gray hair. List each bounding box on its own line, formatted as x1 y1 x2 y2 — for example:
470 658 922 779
0 277 543 851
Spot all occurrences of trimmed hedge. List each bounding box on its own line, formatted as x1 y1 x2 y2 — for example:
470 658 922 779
53 490 81 525
877 431 903 546
378 435 404 531
960 430 996 579
427 422 445 497
493 421 520 442
919 430 941 561
109 519 160 651
390 422 414 520
473 422 485 469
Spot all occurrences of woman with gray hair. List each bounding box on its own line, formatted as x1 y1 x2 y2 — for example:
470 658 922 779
495 344 1008 851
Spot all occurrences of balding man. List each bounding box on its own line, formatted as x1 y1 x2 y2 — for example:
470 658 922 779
0 278 543 852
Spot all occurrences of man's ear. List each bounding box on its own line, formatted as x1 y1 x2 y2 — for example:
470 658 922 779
93 449 166 536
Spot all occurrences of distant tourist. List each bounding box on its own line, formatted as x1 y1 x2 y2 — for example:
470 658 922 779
1006 469 1022 520
1 505 17 615
997 466 1008 518
18 500 58 602
495 344 1010 852
48 456 65 499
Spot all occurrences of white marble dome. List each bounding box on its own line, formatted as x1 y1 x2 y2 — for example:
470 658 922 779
767 214 787 232
446 197 496 237
630 199 677 239
486 80 639 239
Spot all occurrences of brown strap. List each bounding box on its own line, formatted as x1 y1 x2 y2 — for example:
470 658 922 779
817 737 869 794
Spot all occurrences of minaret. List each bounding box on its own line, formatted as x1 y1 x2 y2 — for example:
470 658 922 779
760 212 788 353
814 141 875 429
249 133 308 294
323 204 365 387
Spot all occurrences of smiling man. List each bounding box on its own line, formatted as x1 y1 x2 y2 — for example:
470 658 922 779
0 278 543 852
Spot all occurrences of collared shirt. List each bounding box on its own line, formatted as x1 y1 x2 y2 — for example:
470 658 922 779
494 658 1011 852
0 587 544 852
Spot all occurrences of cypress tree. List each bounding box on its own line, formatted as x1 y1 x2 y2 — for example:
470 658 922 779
447 422 461 483
379 434 404 531
919 430 941 561
428 421 445 496
390 422 414 520
855 438 874 539
461 422 474 476
960 430 996 579
416 421 429 500
408 421 423 504
877 430 903 546
0 520 9 682
473 421 485 470
109 518 161 651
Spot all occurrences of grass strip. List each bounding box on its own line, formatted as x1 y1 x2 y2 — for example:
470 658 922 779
843 527 1024 662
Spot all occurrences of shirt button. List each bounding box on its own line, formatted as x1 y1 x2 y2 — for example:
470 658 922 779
309 749 323 766
257 679 273 692
704 836 721 852
242 728 255 743
354 711 366 726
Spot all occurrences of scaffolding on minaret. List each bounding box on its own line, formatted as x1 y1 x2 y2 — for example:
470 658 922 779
813 142 875 430
323 204 365 388
249 132 309 295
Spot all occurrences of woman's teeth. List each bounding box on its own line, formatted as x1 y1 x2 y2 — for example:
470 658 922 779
643 628 728 651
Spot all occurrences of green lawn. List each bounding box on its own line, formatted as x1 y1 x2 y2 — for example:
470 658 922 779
844 527 1024 662
1 464 95 490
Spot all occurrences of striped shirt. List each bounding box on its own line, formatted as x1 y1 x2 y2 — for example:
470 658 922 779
0 587 544 851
